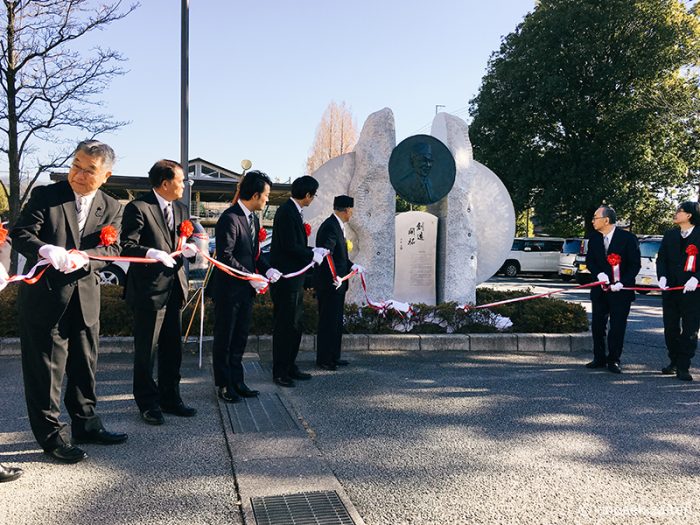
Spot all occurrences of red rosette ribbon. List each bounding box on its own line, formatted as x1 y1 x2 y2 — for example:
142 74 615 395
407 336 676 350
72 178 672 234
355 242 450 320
0 223 8 246
304 223 311 237
99 225 118 247
258 228 267 243
607 253 621 283
685 244 698 272
179 220 194 239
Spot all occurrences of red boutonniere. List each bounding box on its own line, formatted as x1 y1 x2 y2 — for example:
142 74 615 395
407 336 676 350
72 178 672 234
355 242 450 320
99 225 118 247
0 223 7 246
258 228 267 243
607 253 621 267
685 244 698 272
304 223 311 237
179 220 194 238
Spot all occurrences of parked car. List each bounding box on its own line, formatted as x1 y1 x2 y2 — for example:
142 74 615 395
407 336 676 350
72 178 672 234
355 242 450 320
559 238 584 281
99 218 210 285
499 237 565 277
572 239 592 284
635 236 663 293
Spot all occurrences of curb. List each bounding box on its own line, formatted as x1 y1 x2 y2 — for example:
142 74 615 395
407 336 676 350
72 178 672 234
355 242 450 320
0 333 592 357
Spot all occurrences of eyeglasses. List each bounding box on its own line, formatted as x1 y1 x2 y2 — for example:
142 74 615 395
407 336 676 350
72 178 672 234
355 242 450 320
592 216 605 221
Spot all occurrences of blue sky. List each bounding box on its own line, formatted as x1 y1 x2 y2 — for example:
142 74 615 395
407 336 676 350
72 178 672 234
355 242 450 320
29 1 537 181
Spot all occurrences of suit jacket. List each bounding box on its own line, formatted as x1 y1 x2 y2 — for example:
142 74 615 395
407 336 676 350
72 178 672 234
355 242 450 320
586 227 641 302
120 191 189 310
270 199 313 288
11 180 123 327
656 227 700 287
212 202 270 302
314 214 353 294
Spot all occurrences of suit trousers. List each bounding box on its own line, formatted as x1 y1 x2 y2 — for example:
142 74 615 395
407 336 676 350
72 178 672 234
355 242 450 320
132 286 184 411
271 281 304 378
662 291 700 371
20 291 102 451
591 292 632 364
212 293 253 389
316 288 345 365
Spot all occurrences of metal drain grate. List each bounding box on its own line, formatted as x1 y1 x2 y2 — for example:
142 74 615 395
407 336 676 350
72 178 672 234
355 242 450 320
225 392 299 433
252 491 354 525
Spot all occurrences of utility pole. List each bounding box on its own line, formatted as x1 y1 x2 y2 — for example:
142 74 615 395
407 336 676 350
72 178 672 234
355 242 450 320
181 0 190 215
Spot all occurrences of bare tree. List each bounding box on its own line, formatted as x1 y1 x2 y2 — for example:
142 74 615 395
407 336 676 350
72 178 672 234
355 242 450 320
305 101 357 175
0 0 138 229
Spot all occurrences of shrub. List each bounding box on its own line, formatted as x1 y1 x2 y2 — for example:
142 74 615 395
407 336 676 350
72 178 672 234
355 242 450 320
0 284 588 337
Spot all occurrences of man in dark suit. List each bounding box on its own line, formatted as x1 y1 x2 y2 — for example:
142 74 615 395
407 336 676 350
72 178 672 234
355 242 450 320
585 205 641 374
314 195 365 370
121 160 198 425
212 170 281 402
270 176 328 387
11 140 128 464
656 201 700 381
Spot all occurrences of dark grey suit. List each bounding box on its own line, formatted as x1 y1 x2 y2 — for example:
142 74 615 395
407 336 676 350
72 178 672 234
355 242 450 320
11 180 122 450
120 191 189 412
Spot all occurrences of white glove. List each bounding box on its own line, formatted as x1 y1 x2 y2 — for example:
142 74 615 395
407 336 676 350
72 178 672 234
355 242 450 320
597 272 610 285
249 275 267 292
266 268 282 283
62 250 90 274
0 262 8 292
658 276 668 290
181 242 198 258
146 248 176 268
351 263 365 275
683 276 698 294
333 276 343 289
609 282 624 292
39 244 69 270
312 247 329 265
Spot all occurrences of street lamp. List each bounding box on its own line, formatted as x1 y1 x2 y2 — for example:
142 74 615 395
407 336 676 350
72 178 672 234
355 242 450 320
435 104 445 115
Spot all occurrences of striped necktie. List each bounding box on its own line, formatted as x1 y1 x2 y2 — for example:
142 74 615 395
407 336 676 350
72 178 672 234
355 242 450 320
164 203 173 231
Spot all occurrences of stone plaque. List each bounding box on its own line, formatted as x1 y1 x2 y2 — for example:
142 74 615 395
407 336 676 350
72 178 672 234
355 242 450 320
388 134 456 205
394 211 437 305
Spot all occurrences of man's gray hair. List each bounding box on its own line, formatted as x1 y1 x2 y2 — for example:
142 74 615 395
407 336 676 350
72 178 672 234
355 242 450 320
75 140 116 170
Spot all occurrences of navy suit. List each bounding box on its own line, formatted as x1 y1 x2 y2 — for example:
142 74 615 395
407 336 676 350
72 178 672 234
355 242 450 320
586 228 641 364
211 202 269 390
656 227 700 372
120 191 190 412
314 214 353 366
11 180 122 450
269 199 314 378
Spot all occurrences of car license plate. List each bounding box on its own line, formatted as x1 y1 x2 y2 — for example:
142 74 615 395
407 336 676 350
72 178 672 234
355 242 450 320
642 277 652 284
579 264 587 271
562 268 574 275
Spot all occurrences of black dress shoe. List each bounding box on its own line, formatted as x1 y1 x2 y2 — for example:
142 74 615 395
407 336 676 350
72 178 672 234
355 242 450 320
273 376 295 387
661 364 678 375
585 360 607 369
0 463 23 482
607 363 622 374
289 369 312 380
141 408 165 425
217 387 241 403
45 444 87 464
161 402 197 417
233 383 259 398
73 428 128 445
334 359 349 366
677 370 694 381
317 362 337 371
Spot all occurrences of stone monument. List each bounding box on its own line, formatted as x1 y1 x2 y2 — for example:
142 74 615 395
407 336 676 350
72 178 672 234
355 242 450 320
304 108 514 306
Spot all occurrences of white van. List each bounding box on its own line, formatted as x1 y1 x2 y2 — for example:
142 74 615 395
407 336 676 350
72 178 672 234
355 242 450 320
500 237 565 277
635 236 663 291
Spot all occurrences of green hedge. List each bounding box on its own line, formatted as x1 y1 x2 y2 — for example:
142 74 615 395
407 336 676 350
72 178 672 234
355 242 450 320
0 285 588 337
